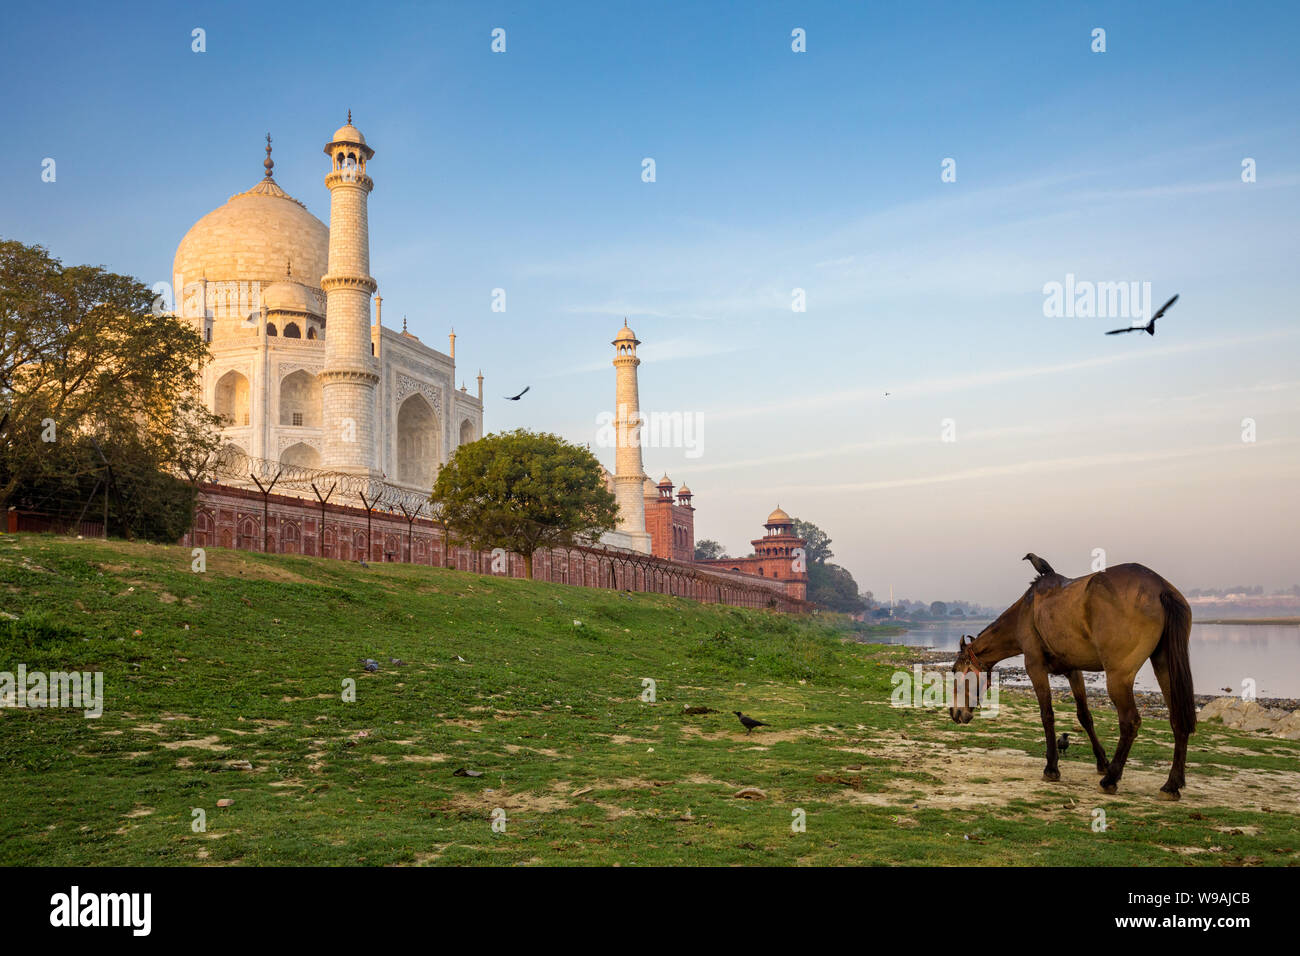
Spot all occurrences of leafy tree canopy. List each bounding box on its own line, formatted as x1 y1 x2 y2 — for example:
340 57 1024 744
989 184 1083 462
694 538 729 561
808 562 867 614
430 429 618 578
0 239 221 536
790 517 833 565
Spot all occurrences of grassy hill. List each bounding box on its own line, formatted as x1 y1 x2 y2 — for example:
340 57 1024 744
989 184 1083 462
1 533 1297 866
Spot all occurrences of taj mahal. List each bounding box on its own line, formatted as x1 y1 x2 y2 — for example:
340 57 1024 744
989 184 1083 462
167 115 805 603
172 116 483 494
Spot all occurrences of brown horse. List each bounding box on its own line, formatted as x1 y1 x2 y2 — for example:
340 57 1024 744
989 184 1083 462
950 559 1195 799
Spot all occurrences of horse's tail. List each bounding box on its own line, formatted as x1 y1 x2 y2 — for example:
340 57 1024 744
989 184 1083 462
1159 588 1196 736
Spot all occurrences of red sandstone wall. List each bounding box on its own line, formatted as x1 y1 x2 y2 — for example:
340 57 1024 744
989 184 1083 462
183 484 806 612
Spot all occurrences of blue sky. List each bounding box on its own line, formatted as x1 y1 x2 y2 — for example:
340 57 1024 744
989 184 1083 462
3 1 1298 604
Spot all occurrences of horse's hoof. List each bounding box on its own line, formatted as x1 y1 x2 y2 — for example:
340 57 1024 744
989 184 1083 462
1158 787 1181 801
1099 781 1118 795
1043 769 1060 782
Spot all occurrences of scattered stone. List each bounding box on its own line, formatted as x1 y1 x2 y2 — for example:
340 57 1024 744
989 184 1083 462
225 759 253 771
734 787 767 800
453 768 484 777
216 799 234 808
1199 696 1300 740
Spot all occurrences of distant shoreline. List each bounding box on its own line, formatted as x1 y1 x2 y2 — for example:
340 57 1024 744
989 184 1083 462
1194 617 1300 626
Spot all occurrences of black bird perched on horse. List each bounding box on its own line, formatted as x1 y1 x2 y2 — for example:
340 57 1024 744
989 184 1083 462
1105 293 1178 336
733 712 768 735
1023 553 1056 577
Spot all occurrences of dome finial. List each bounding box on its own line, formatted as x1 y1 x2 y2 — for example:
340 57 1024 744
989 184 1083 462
285 258 292 278
264 133 274 179
347 109 352 125
402 315 407 333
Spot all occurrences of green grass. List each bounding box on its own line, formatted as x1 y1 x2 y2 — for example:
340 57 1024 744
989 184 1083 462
1 533 1297 866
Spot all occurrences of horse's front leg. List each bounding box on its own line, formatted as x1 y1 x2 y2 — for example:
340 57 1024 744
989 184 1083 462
1028 666 1059 782
1099 671 1141 795
1067 670 1110 774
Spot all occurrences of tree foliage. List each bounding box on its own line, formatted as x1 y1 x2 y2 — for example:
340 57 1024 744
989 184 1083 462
430 429 618 578
807 562 867 614
790 517 833 565
0 240 222 539
694 538 729 561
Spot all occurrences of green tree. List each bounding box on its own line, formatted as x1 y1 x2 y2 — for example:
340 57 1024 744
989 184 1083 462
0 239 221 535
694 538 728 561
929 601 948 617
790 517 833 565
807 562 867 613
430 429 618 579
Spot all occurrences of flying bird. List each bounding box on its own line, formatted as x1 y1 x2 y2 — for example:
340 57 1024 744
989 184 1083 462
1023 553 1056 576
504 386 531 401
1056 732 1070 753
733 711 768 735
1105 294 1178 336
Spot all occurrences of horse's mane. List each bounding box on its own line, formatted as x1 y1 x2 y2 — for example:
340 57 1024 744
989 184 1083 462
1028 571 1068 592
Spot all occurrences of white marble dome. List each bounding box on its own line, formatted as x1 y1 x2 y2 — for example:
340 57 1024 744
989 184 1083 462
173 177 328 289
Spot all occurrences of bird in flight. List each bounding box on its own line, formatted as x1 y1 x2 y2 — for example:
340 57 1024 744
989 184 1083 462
504 386 531 401
733 711 768 735
1105 294 1178 336
1023 553 1056 576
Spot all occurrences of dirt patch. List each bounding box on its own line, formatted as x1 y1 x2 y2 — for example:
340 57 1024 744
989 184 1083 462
442 718 484 731
678 724 825 744
824 736 1300 813
161 735 229 752
439 788 571 815
503 743 563 758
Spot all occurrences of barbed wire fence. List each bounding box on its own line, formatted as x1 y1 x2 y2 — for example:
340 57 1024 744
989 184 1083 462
180 445 810 612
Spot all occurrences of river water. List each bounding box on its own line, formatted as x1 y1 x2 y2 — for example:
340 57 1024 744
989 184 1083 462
863 619 1300 699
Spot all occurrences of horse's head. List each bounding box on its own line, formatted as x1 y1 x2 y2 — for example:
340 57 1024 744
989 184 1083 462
950 634 982 724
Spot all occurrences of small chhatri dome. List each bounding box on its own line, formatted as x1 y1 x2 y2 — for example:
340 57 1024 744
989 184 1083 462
766 506 792 525
657 474 673 487
613 318 640 345
677 484 692 496
326 110 374 158
260 276 321 316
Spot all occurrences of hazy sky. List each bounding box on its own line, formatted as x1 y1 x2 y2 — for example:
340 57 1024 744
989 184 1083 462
3 1 1297 605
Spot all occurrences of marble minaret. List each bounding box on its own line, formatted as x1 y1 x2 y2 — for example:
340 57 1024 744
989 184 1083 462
612 320 652 551
320 113 379 476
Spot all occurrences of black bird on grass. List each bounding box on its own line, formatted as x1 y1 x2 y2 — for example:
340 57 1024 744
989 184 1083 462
1056 732 1071 753
504 386 531 401
1023 553 1056 576
733 712 768 735
1105 294 1178 336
